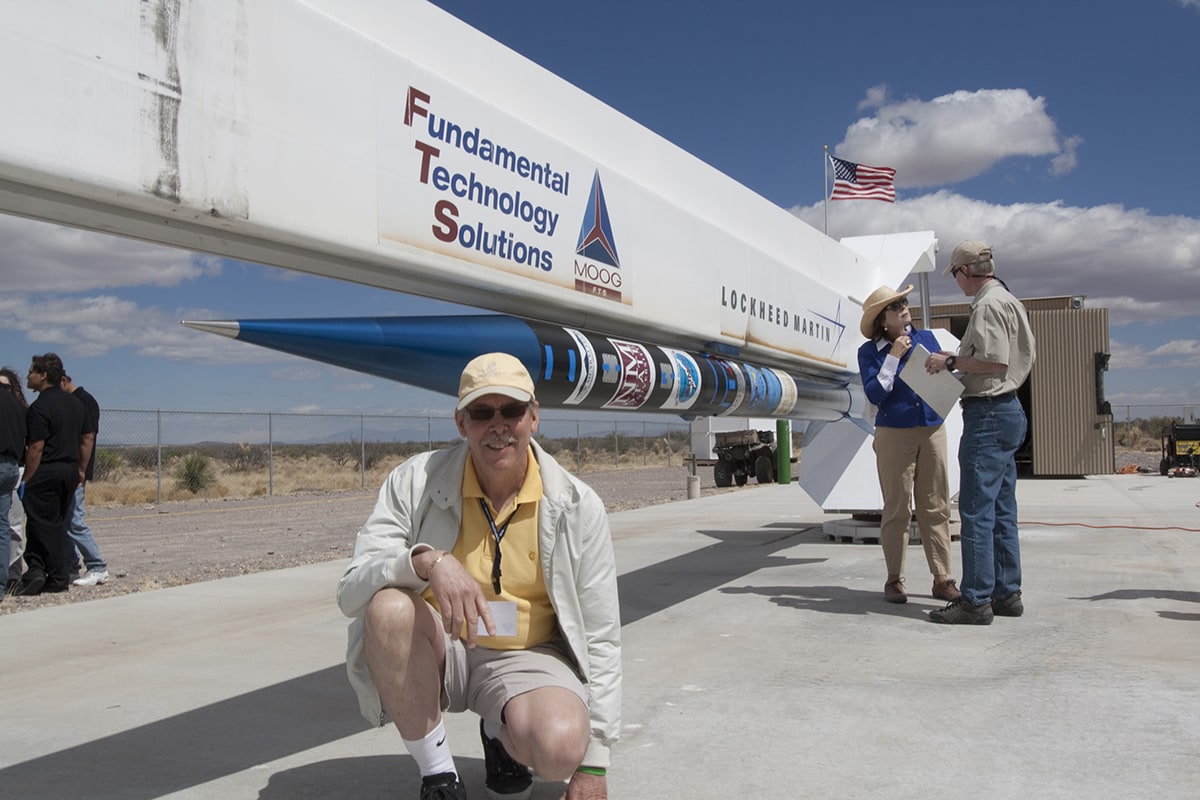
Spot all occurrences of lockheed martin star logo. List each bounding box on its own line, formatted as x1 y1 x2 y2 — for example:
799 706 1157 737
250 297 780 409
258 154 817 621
814 298 848 352
576 171 620 268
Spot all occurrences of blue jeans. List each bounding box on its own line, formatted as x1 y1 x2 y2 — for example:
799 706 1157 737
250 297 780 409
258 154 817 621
67 483 106 573
0 459 18 585
957 394 1027 606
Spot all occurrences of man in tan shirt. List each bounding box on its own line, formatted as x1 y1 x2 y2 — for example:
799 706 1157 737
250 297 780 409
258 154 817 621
926 241 1036 625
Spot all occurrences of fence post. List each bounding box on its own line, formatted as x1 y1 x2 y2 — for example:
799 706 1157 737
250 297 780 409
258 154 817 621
360 414 366 489
156 409 162 505
576 420 581 471
268 412 274 497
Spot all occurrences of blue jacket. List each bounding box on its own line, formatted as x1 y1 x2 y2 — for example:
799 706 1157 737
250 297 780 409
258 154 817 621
857 327 944 429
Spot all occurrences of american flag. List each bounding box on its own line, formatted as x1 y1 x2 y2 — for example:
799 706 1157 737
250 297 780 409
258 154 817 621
829 155 896 202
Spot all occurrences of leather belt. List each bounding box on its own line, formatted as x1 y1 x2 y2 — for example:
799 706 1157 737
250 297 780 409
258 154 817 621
961 391 1016 405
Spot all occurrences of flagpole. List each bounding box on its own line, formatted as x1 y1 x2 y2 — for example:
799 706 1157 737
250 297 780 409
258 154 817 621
823 144 829 236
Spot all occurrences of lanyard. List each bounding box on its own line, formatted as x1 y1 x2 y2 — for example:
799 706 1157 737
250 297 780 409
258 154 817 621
479 498 510 596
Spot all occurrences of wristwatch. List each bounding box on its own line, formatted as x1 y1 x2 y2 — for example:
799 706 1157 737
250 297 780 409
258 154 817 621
945 356 958 371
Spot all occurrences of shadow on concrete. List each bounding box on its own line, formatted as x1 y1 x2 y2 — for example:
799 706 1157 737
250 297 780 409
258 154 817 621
257 754 404 800
0 665 363 800
255 755 567 799
720 583 937 618
1071 588 1200 622
618 526 827 625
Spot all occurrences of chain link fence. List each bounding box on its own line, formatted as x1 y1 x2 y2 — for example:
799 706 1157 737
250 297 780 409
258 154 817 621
89 409 692 507
1111 403 1197 455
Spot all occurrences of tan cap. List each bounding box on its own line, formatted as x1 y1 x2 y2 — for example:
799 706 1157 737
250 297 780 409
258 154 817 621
944 240 995 276
859 284 913 339
457 352 536 410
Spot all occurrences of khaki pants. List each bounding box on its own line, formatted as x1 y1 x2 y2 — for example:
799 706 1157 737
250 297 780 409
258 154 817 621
872 424 952 580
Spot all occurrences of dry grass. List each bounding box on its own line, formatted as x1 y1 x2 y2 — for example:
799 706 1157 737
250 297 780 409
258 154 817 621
86 447 691 508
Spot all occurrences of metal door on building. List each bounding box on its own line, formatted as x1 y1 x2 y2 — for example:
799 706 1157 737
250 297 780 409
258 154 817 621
1027 307 1114 476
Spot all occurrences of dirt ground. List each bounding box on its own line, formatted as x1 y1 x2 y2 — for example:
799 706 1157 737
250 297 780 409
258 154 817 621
1 465 747 615
2 449 1161 616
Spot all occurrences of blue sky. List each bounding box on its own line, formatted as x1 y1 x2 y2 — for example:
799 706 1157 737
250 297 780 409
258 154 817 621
1 0 1198 419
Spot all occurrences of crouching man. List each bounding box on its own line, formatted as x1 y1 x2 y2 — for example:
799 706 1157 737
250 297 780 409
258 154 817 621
337 353 621 800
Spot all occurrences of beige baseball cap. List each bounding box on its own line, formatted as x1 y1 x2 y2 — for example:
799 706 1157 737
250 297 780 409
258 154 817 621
944 240 996 276
456 352 536 410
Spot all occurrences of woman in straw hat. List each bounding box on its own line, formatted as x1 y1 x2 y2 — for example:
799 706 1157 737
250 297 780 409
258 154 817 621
857 285 960 605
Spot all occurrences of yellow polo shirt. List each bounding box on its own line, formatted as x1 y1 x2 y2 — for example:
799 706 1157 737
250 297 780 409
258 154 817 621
424 447 556 649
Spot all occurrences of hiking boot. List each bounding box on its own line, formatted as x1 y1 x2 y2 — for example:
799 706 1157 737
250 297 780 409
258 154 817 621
992 591 1025 617
929 597 993 625
420 771 467 800
73 569 110 587
883 577 907 604
932 577 962 602
11 571 46 597
481 720 533 800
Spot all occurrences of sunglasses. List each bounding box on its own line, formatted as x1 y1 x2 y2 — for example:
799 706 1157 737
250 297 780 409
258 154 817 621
465 402 530 422
950 266 966 279
885 299 909 313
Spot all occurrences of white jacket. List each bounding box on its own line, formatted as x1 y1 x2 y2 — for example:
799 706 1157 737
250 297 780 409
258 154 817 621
336 440 622 767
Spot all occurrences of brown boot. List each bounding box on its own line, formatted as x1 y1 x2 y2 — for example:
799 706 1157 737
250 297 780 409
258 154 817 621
932 576 962 602
884 577 907 604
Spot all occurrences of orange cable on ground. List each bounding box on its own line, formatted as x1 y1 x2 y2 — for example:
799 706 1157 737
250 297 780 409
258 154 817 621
1019 521 1200 533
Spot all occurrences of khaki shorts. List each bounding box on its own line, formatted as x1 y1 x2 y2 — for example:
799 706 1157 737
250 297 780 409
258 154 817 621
436 609 588 725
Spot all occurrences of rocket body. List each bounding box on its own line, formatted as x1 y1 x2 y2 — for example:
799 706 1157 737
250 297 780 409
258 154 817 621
183 315 861 423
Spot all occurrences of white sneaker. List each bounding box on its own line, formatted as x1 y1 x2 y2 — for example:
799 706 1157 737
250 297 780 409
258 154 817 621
72 570 109 587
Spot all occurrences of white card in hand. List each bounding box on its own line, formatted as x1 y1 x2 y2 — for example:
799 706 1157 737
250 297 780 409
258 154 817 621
480 600 518 636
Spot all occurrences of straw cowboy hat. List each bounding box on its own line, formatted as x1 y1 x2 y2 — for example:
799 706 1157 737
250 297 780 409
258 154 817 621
859 284 914 339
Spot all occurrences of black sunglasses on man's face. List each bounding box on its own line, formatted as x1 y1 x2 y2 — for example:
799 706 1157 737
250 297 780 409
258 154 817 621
465 402 530 422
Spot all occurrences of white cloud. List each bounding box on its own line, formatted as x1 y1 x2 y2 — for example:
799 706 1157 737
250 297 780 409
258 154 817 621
835 88 1073 187
1106 338 1146 371
792 191 1200 325
1050 135 1083 177
1110 338 1200 371
1148 339 1200 363
857 84 889 112
270 364 325 382
0 291 278 363
0 214 217 292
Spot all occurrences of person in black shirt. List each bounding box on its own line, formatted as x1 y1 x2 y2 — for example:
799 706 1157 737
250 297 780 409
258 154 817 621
1 367 28 592
12 353 91 596
0 369 25 601
62 374 107 585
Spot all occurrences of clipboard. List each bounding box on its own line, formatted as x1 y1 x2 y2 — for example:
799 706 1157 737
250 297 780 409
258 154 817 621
899 342 963 418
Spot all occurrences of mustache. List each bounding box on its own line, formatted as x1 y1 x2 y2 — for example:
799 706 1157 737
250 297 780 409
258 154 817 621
481 433 518 449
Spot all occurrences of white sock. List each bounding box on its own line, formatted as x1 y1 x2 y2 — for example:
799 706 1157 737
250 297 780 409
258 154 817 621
482 718 502 740
402 720 457 778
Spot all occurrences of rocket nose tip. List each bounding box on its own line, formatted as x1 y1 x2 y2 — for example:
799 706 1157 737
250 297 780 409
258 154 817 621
180 320 241 339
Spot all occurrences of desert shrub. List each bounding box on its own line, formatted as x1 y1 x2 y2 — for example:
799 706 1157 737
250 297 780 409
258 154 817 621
219 442 265 472
174 452 216 494
1117 416 1188 451
124 446 160 471
328 441 358 468
92 449 123 482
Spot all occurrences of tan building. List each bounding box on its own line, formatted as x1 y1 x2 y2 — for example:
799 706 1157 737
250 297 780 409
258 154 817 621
914 295 1112 477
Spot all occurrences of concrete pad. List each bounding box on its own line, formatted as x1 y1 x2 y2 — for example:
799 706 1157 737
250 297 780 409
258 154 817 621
2 474 1199 798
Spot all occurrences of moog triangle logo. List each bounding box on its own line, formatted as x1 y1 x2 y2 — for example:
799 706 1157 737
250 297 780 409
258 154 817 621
573 171 623 301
